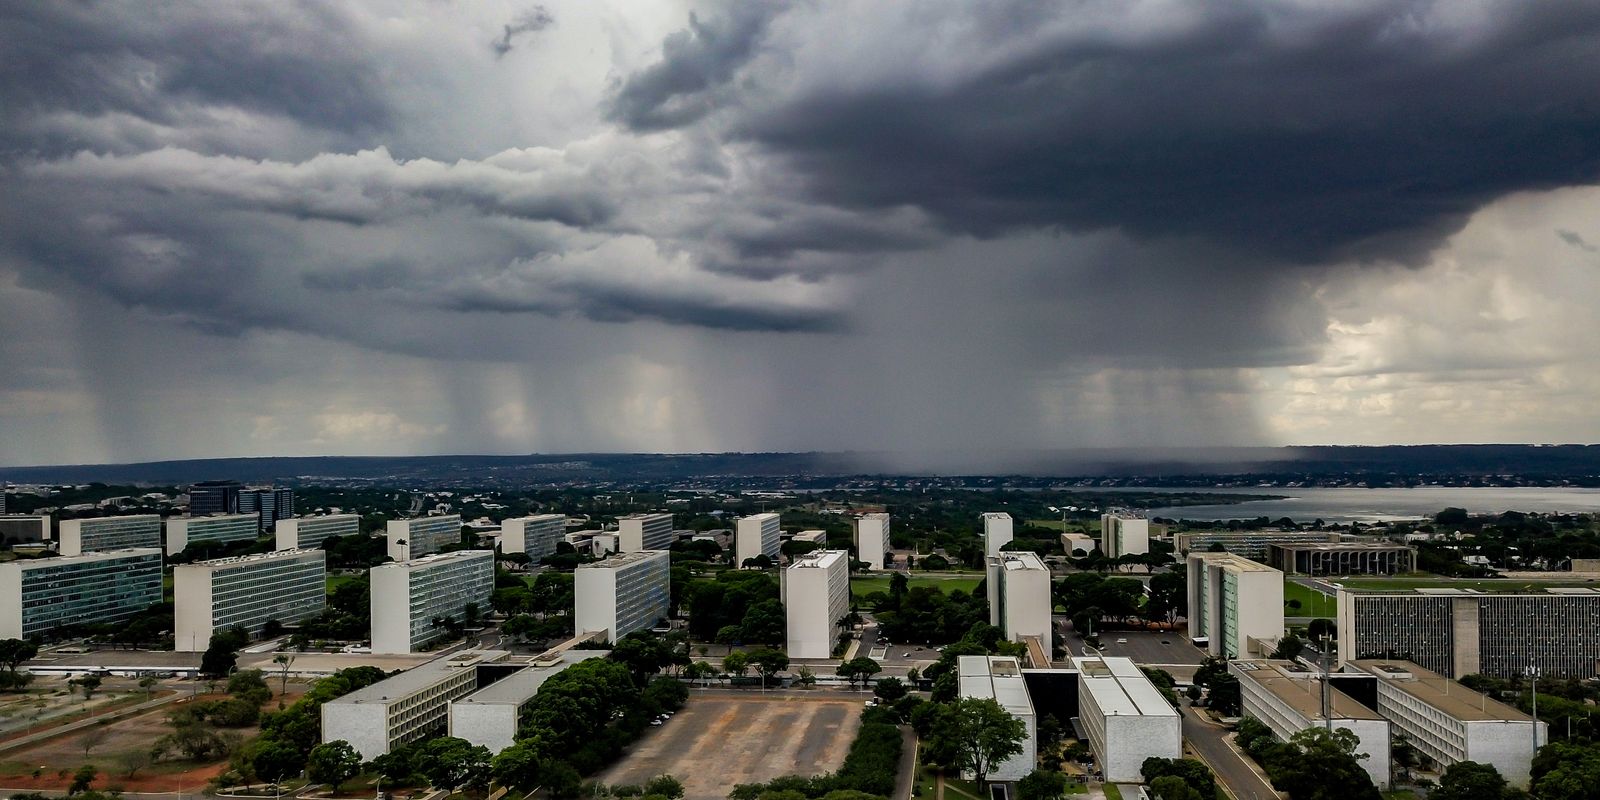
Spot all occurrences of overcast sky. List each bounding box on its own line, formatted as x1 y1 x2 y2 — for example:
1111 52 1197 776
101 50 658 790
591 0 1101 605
4 0 1600 468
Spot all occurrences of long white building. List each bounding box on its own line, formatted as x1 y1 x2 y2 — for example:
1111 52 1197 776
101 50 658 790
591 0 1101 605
370 550 495 654
449 650 606 753
1074 655 1183 782
1231 660 1391 789
0 548 164 638
174 549 327 651
783 550 851 659
617 513 674 552
957 656 1037 782
981 512 1014 557
58 515 161 556
986 552 1053 657
1187 552 1285 658
854 513 890 570
275 514 360 551
386 515 462 561
1101 512 1149 558
0 516 49 544
166 514 261 555
574 550 671 643
322 649 509 760
735 512 781 566
500 514 566 563
1351 660 1545 788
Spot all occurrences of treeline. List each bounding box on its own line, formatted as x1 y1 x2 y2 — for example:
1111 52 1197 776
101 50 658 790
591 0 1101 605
728 706 903 800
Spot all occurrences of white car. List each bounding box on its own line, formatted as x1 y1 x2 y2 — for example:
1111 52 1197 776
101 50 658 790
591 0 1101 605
1116 638 1128 644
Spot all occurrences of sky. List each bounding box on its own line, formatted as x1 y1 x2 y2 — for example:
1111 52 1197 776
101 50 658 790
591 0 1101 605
3 0 1600 468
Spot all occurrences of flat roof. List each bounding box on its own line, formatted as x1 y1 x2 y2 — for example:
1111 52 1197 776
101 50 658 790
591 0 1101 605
1188 552 1278 572
330 650 510 706
454 650 605 707
981 512 1013 520
1075 656 1179 718
577 549 670 570
1343 587 1600 597
9 547 163 569
174 514 257 523
1352 660 1533 722
958 656 1034 717
994 552 1049 571
1232 660 1384 722
789 550 847 569
619 512 671 520
1271 542 1414 552
857 512 890 520
374 549 493 570
183 548 323 569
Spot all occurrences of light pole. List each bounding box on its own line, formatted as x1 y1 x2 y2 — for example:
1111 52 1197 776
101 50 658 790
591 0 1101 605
1526 665 1541 756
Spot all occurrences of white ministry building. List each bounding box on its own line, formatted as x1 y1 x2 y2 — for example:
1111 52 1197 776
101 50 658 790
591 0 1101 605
0 548 164 638
174 549 327 650
500 514 565 562
449 650 605 753
166 514 261 556
1353 660 1546 788
783 550 851 659
386 515 462 561
370 550 495 654
1231 660 1391 789
1074 655 1183 783
1186 552 1284 658
574 550 671 642
957 656 1037 782
275 514 359 551
617 513 674 552
981 512 1014 557
987 552 1053 656
854 513 890 570
736 512 781 566
58 515 161 555
322 649 509 760
1101 512 1150 558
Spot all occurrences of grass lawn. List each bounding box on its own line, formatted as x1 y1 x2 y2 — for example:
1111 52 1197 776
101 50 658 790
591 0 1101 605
1103 784 1123 800
1382 791 1418 800
1336 577 1599 592
852 575 981 599
326 574 361 593
1283 579 1337 617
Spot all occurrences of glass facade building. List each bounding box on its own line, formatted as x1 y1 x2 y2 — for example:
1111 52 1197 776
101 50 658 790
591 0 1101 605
58 514 162 555
0 548 164 638
174 549 327 649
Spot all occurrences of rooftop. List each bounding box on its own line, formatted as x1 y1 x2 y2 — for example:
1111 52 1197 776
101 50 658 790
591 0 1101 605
454 650 605 707
858 512 890 521
1352 660 1535 722
958 655 1034 717
8 547 163 568
183 548 323 569
329 650 510 706
982 512 1013 521
1188 552 1278 572
578 549 670 570
175 514 258 524
619 512 672 521
1271 542 1415 553
1232 660 1385 721
789 550 848 569
374 549 493 571
994 552 1049 571
1075 656 1179 718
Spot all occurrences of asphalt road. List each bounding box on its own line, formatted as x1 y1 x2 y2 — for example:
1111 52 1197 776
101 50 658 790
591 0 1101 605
1084 630 1208 667
1180 705 1280 800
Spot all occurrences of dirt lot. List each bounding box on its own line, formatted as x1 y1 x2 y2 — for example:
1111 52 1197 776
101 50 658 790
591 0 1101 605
599 691 865 800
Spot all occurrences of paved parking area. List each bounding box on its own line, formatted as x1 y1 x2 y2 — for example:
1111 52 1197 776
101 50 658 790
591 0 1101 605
1080 629 1208 666
598 691 864 800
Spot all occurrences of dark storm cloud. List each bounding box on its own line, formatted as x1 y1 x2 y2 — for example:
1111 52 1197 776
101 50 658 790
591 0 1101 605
493 7 556 57
1557 229 1598 253
613 1 1600 264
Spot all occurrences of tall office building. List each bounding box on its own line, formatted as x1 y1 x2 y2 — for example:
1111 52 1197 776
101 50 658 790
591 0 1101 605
735 512 781 566
986 552 1053 657
276 514 360 551
853 513 890 570
500 514 566 563
370 550 495 654
783 550 851 658
174 549 327 650
1186 552 1285 658
574 550 671 642
238 487 295 532
1337 587 1600 678
166 513 261 555
617 513 674 552
0 549 164 638
957 656 1039 782
386 515 463 561
58 514 162 556
1074 655 1184 783
981 512 1014 557
1102 511 1150 558
189 480 243 516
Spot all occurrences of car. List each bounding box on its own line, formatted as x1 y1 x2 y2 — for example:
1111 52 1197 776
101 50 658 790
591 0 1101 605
1161 640 1171 645
903 652 913 658
1116 638 1128 644
865 699 878 707
650 720 663 727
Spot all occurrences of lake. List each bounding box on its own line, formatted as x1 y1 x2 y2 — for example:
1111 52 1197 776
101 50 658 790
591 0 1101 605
1140 486 1600 523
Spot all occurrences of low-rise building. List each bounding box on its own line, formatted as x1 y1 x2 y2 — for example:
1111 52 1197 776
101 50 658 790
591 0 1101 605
958 656 1037 782
174 549 327 651
854 513 890 570
500 514 566 563
449 650 606 753
617 513 674 552
1231 660 1391 789
370 550 495 654
735 512 781 566
574 550 671 643
322 649 510 760
1187 552 1285 658
1174 530 1341 559
0 515 49 544
987 552 1053 657
386 515 463 561
0 548 164 638
783 550 851 659
166 514 261 555
275 514 360 551
58 514 161 555
1267 542 1417 576
1073 655 1183 783
1060 533 1096 557
790 529 828 545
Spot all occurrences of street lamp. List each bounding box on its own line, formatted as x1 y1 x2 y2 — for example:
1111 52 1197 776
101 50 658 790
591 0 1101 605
1526 665 1542 756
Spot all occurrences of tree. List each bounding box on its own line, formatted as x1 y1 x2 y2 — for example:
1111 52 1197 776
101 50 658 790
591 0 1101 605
307 740 362 792
942 697 1027 790
116 749 153 779
70 674 103 701
837 657 882 689
417 736 492 793
200 627 249 677
1307 618 1337 642
1272 634 1306 661
0 638 38 691
1431 760 1509 800
794 665 816 688
80 723 112 759
1205 674 1241 716
611 634 675 684
272 654 294 696
68 765 97 796
723 651 750 680
491 742 544 794
1016 769 1068 800
1269 727 1382 800
1391 734 1418 781
873 677 908 703
1141 758 1216 799
228 669 273 706
1149 776 1202 800
139 676 159 699
251 739 305 786
643 775 685 799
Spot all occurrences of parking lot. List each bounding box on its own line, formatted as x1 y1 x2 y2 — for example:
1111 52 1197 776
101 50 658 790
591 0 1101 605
1076 629 1208 666
598 691 864 800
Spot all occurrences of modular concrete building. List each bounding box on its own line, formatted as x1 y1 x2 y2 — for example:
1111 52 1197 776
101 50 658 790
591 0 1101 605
853 512 890 570
1187 552 1285 658
790 529 828 545
275 514 359 551
1337 587 1600 678
1174 530 1341 559
1061 533 1095 557
370 550 495 654
735 512 781 566
166 514 261 555
500 514 566 563
174 549 327 651
1351 660 1545 788
321 649 510 760
0 516 49 544
1231 659 1391 789
617 512 674 552
0 548 164 638
574 550 671 643
449 650 606 753
987 552 1053 657
958 656 1037 782
1073 655 1183 783
1267 541 1417 576
386 514 462 561
58 514 161 555
783 550 851 659
981 512 1014 557
1101 512 1149 558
